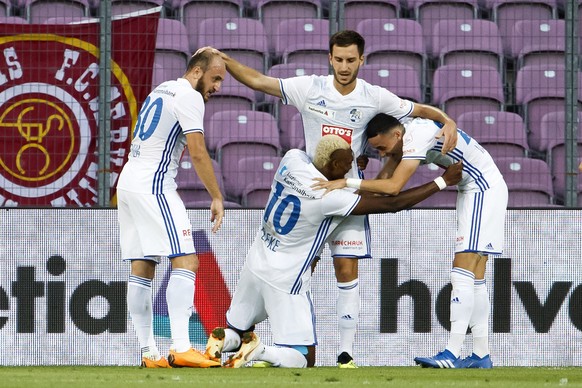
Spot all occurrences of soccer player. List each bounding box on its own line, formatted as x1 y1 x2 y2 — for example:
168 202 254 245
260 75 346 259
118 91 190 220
117 50 226 368
314 114 508 369
203 134 463 368
197 29 458 367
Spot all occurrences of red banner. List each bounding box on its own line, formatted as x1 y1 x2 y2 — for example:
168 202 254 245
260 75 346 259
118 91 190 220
0 11 159 206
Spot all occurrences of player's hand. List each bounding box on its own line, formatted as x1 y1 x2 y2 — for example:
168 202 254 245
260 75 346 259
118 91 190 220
442 161 463 186
209 198 224 233
311 178 347 194
357 155 369 170
437 120 458 154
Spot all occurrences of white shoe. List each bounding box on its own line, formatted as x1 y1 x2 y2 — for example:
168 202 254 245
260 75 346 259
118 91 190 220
204 327 225 363
223 332 264 368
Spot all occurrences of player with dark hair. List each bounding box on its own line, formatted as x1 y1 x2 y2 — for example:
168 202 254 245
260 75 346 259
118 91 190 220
203 135 462 368
117 50 226 368
197 29 458 367
314 114 508 369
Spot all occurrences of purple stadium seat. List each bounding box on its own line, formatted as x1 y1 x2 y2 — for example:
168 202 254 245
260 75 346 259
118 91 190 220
495 156 554 207
235 156 282 207
284 112 306 151
361 157 384 179
456 111 528 159
538 111 582 200
343 0 400 31
359 64 423 103
266 63 329 148
356 18 427 85
24 0 89 24
208 111 281 197
176 154 239 207
274 18 329 66
109 0 164 16
197 17 268 73
510 19 566 69
431 19 503 75
402 163 458 208
515 65 582 153
431 64 505 121
154 18 190 81
255 0 321 53
0 0 9 17
151 62 167 89
483 0 558 55
204 75 259 130
0 16 28 23
408 0 478 56
177 0 242 53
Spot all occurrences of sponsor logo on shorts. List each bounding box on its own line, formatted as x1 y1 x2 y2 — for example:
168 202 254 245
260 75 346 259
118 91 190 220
331 240 363 246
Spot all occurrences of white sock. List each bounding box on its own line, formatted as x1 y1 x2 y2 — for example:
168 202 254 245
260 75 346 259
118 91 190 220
222 328 242 352
337 279 359 356
259 346 307 368
470 279 490 358
166 268 195 353
446 267 475 358
127 275 160 359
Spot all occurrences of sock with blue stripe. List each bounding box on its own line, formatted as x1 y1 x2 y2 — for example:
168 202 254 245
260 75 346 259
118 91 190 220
127 275 160 360
446 267 475 358
337 278 359 357
166 268 196 353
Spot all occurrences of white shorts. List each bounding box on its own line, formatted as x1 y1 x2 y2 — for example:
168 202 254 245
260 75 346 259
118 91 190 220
117 189 195 261
226 265 317 347
324 214 371 259
455 181 508 254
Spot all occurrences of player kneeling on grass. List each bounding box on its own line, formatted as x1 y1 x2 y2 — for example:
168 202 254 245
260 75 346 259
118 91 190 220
202 134 462 368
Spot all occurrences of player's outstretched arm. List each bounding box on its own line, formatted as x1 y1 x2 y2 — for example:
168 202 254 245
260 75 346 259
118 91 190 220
196 47 281 98
350 161 463 215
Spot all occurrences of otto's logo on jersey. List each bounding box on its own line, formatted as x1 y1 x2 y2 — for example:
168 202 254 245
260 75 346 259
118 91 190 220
0 37 137 206
321 124 353 144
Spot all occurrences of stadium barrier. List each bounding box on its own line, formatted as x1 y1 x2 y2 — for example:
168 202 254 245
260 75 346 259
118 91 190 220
0 208 581 366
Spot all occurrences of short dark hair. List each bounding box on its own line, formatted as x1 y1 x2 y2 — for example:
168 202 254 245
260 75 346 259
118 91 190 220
329 30 365 56
186 50 215 72
365 113 402 139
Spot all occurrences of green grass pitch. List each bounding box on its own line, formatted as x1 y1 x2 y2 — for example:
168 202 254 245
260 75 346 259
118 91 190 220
1 366 581 387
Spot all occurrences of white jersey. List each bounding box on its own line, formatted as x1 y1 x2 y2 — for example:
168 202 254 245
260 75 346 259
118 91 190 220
246 149 361 295
280 75 413 178
401 118 504 192
117 78 204 194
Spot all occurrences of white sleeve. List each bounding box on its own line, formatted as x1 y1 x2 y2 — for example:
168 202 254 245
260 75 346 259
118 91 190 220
175 90 205 135
377 86 414 121
402 121 439 160
321 189 361 217
279 75 315 109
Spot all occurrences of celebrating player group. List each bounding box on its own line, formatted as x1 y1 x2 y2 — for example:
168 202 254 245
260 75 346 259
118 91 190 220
118 29 507 370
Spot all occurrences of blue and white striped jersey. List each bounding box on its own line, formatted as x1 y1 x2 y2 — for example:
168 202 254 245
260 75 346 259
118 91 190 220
401 117 504 193
246 149 361 295
117 78 204 194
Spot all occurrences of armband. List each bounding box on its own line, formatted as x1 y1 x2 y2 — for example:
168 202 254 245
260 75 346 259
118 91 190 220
433 176 447 191
346 178 362 190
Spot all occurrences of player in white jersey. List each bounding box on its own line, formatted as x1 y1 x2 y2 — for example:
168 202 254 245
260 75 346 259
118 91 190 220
197 30 458 367
314 113 508 369
117 50 226 369
203 135 463 368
